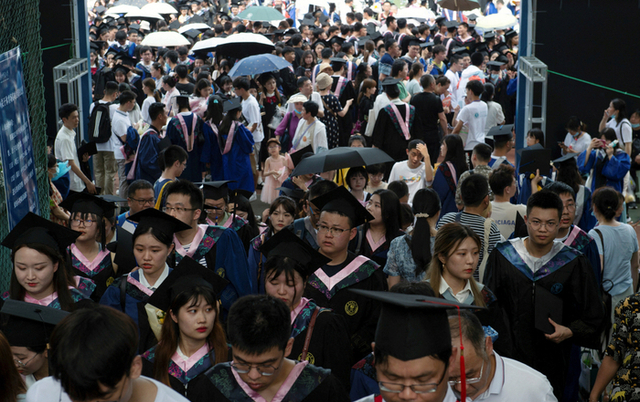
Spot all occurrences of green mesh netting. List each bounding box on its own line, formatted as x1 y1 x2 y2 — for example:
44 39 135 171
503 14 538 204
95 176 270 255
0 0 50 293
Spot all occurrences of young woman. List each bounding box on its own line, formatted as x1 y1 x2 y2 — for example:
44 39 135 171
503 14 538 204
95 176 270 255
100 208 191 351
432 134 468 217
600 98 633 154
482 83 505 132
141 77 162 125
526 128 545 147
261 229 352 391
190 78 214 118
384 188 441 287
161 75 180 116
578 127 631 193
1 213 92 311
150 62 164 88
0 332 26 402
561 116 590 155
553 153 595 231
247 196 297 293
47 154 69 226
346 166 370 205
60 193 115 302
356 78 376 137
589 187 638 321
350 189 403 267
215 75 234 100
404 63 424 96
166 95 204 183
296 50 317 78
141 259 229 398
274 94 307 153
365 163 387 193
316 73 352 150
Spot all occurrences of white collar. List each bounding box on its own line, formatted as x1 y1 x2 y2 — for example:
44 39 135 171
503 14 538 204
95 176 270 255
139 264 170 290
390 98 406 105
509 238 565 273
439 276 472 304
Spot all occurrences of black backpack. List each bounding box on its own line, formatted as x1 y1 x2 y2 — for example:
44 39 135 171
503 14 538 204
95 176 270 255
88 101 112 143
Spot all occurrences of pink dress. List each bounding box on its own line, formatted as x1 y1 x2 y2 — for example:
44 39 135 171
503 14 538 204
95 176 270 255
261 156 290 204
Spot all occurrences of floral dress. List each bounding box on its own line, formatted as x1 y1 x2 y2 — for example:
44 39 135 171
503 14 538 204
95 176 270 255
320 93 343 149
605 294 640 401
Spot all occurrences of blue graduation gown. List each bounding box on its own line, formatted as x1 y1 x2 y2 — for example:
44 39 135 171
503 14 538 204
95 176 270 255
201 121 225 181
135 127 162 183
166 112 203 183
578 148 631 193
432 163 458 219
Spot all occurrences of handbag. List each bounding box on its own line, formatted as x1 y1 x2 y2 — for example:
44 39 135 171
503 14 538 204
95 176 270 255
593 228 613 354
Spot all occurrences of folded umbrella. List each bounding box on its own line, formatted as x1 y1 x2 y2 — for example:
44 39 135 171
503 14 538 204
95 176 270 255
290 147 395 176
228 54 292 77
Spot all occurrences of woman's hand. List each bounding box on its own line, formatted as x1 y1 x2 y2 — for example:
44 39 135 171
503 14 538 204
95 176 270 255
588 138 601 152
606 144 614 158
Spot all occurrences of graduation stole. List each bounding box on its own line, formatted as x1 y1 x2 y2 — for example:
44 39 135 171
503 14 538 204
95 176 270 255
334 76 346 98
388 103 411 140
70 244 112 276
176 113 197 152
308 256 379 300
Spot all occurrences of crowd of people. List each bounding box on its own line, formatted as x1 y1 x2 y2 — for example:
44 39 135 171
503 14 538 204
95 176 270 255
3 0 640 401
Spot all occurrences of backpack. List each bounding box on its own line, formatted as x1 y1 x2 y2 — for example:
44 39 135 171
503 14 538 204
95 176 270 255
88 101 112 143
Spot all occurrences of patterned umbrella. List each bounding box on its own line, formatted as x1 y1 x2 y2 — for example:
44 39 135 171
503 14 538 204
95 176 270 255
290 147 395 176
228 54 292 77
237 6 285 21
437 0 480 11
214 33 276 59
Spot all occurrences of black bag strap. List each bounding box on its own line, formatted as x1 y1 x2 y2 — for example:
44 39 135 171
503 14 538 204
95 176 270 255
119 276 128 313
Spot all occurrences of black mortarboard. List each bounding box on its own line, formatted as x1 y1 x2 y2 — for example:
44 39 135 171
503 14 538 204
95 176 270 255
357 37 371 48
483 31 496 40
169 20 182 30
89 38 99 48
158 136 172 153
190 14 205 24
229 188 253 202
370 31 383 42
518 145 551 176
96 195 127 219
311 186 374 227
2 212 80 254
495 54 509 64
504 29 518 39
104 48 120 58
129 23 140 31
114 64 131 75
95 5 107 15
301 18 316 26
419 41 434 48
493 42 508 53
199 180 234 200
444 20 459 29
452 46 471 56
381 77 400 86
290 145 314 167
146 257 230 312
129 208 192 238
260 228 330 278
330 56 346 65
311 39 327 49
0 300 69 348
552 153 578 165
78 141 98 158
222 97 242 113
329 36 345 46
466 13 478 21
351 289 478 361
312 27 325 37
408 40 422 48
486 60 504 70
60 192 112 218
183 29 201 40
277 186 305 202
97 25 110 35
115 53 137 67
435 16 446 24
429 24 438 32
475 42 489 55
486 124 513 140
180 4 190 10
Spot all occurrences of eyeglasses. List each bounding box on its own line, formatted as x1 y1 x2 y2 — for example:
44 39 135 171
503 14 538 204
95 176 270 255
563 202 576 211
379 369 446 394
317 224 348 237
71 218 96 227
163 206 196 214
14 353 39 368
129 197 155 205
230 360 281 376
448 360 486 386
528 219 558 230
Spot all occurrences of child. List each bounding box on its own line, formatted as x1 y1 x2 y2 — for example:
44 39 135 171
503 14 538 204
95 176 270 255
261 138 290 204
388 139 433 203
346 166 369 205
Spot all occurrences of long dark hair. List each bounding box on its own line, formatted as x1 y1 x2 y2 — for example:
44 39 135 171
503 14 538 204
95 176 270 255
69 212 107 250
410 189 441 277
442 134 467 179
263 255 308 307
480 83 494 103
367 189 401 243
152 286 228 386
218 107 242 150
0 332 26 402
266 196 297 236
232 197 260 239
204 94 224 125
555 157 584 195
611 98 627 124
10 244 77 311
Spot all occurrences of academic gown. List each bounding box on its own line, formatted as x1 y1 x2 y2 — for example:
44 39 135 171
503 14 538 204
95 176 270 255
432 162 459 219
1 278 95 311
349 227 404 268
187 362 350 402
206 213 254 255
69 244 116 302
289 299 352 393
304 253 386 365
330 76 357 147
201 121 255 194
135 126 163 184
372 103 415 173
247 233 269 294
166 112 203 183
169 224 253 314
141 345 215 399
292 217 319 249
483 241 605 400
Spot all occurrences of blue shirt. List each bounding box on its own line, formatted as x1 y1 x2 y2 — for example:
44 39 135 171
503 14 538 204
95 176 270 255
590 224 638 295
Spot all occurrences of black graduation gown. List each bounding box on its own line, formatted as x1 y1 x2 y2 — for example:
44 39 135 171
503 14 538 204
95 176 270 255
303 253 386 365
483 241 605 400
289 300 352 393
279 66 298 97
69 247 116 302
349 227 404 268
330 76 356 146
372 103 414 176
187 362 350 402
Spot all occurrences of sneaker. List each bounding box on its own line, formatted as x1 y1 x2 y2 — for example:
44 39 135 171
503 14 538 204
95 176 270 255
249 192 257 202
630 202 638 209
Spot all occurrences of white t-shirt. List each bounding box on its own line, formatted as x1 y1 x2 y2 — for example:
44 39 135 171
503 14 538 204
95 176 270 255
141 95 156 124
241 95 264 143
26 376 189 402
444 69 460 107
292 118 328 153
458 100 488 150
484 100 505 131
490 201 527 239
89 101 118 152
111 109 131 160
55 125 85 192
606 117 632 145
563 132 592 155
388 161 428 203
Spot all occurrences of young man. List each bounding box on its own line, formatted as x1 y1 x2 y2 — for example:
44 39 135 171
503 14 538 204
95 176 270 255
303 186 386 364
189 295 350 401
488 127 515 168
280 47 298 97
378 40 399 85
453 80 488 158
118 179 155 233
285 76 325 117
484 190 604 400
447 311 557 402
428 44 448 76
329 57 357 146
112 90 138 199
55 103 96 194
292 180 338 249
154 145 188 209
174 64 195 95
410 74 448 163
26 306 188 402
89 81 119 195
163 179 252 311
437 174 503 281
390 59 410 103
455 143 494 209
388 139 434 203
444 54 463 107
134 102 167 184
456 51 485 103
489 164 526 238
233 77 263 189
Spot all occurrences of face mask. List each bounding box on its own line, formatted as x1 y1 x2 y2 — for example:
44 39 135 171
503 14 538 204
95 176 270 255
632 123 640 129
491 73 500 80
572 131 581 139
294 109 302 115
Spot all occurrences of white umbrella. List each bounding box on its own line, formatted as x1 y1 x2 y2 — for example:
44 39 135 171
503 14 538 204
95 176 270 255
475 13 518 30
141 2 179 15
141 31 190 47
395 7 436 20
190 37 225 53
125 9 164 21
107 5 139 14
178 23 211 33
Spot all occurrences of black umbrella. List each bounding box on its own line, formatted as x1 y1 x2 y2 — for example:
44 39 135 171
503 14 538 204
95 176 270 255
214 33 276 59
290 147 394 176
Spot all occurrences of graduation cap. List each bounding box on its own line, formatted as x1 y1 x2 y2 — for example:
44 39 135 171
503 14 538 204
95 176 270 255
290 145 314 167
513 211 527 238
89 41 106 52
301 18 316 26
60 191 113 219
146 257 230 312
493 42 508 53
350 289 479 361
96 194 127 219
198 180 235 201
466 13 478 21
420 41 434 48
277 186 305 202
2 212 81 254
222 96 242 113
183 29 201 40
435 16 446 24
357 37 371 48
486 124 513 140
229 188 253 205
169 20 182 30
519 146 551 176
0 300 69 348
504 29 518 39
444 20 459 29
260 228 330 278
129 23 140 31
190 14 205 24
381 77 400 87
370 31 383 42
329 36 345 46
483 31 496 41
408 40 422 48
475 42 489 56
330 56 346 66
95 5 107 15
311 39 327 49
311 186 374 228
486 60 505 71
452 46 471 56
552 153 578 165
129 208 192 239
104 47 120 59
113 64 131 75
429 24 438 32
78 141 98 158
